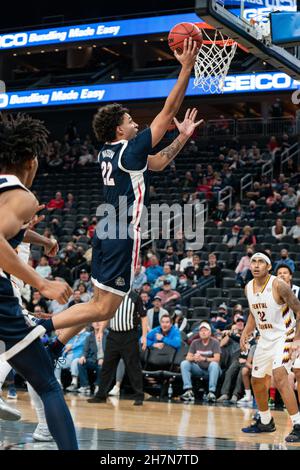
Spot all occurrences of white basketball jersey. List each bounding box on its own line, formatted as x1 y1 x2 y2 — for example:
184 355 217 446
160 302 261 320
246 275 296 345
11 242 31 292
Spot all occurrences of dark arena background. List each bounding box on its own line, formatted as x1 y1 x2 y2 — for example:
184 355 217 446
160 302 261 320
0 0 300 457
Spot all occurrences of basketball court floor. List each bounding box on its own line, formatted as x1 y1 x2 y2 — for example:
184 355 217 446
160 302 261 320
0 392 299 450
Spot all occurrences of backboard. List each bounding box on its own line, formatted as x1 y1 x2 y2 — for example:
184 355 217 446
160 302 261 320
195 0 300 80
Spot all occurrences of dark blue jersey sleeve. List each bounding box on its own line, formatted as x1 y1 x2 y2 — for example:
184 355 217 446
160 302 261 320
121 128 152 171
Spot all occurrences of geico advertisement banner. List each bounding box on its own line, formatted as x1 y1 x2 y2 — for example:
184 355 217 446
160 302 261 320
0 13 201 51
0 73 299 109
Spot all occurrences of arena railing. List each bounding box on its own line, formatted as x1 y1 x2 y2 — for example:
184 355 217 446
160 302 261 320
280 142 300 173
240 174 253 201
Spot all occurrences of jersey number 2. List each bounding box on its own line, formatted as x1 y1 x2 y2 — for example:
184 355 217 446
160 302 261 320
101 161 115 186
258 311 266 322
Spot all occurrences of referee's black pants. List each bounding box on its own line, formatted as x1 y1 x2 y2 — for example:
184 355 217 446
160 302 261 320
96 329 144 401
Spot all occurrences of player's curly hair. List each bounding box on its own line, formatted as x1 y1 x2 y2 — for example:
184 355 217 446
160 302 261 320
0 112 49 170
93 103 129 142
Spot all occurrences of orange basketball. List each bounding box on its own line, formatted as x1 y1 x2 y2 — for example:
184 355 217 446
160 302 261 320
168 22 203 54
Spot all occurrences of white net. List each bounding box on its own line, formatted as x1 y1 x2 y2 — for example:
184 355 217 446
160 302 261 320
194 28 238 94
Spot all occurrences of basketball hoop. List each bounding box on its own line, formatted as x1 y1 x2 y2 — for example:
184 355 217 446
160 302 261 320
194 28 238 94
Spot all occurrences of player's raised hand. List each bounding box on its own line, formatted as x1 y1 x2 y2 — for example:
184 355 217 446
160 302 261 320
39 279 73 305
174 108 203 138
174 37 198 69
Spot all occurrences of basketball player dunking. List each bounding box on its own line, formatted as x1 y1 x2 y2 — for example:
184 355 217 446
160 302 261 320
36 38 202 347
241 252 300 442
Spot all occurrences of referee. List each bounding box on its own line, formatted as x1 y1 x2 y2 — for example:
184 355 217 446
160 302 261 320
88 291 148 406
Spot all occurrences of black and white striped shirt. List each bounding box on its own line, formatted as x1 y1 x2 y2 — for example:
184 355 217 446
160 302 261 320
110 291 147 332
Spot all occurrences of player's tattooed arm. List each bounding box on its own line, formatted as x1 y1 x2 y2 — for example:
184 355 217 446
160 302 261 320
277 279 300 338
148 137 187 171
148 108 203 171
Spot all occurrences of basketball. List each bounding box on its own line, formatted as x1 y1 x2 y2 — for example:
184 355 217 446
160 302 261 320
168 22 203 54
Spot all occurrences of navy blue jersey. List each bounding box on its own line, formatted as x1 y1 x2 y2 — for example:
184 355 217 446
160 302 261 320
98 128 152 225
0 175 29 298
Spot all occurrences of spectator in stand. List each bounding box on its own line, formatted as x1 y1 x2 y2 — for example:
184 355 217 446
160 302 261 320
180 322 221 403
49 218 63 239
87 217 98 239
282 187 297 210
223 225 241 248
146 255 164 286
64 192 76 212
210 303 231 333
147 296 169 330
162 245 180 271
78 283 92 302
217 316 246 403
35 256 52 279
226 202 245 222
50 256 72 285
146 314 181 350
46 191 65 212
185 254 204 282
196 176 211 198
211 202 227 226
68 290 83 308
246 181 262 200
64 242 79 269
180 249 194 272
154 264 178 290
140 292 152 310
269 193 286 215
244 200 260 223
78 146 93 166
77 322 104 394
132 264 147 292
28 290 49 313
172 306 188 333
73 269 93 292
176 273 193 296
270 98 283 118
72 217 89 241
54 328 90 391
235 245 254 287
195 266 216 295
172 231 185 259
181 171 196 191
207 253 223 288
238 226 256 246
237 340 257 404
273 249 296 273
157 280 181 308
289 216 300 243
271 218 287 240
268 135 281 158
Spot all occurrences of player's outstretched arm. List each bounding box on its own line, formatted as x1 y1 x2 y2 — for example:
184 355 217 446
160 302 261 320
0 191 71 304
148 108 203 171
150 37 198 148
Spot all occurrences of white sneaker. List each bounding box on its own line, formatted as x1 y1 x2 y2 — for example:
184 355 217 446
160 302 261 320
66 384 78 392
0 396 21 421
33 424 54 442
78 386 90 394
108 385 120 396
237 395 252 404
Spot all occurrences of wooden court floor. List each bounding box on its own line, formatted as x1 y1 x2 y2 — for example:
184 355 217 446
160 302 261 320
0 391 299 450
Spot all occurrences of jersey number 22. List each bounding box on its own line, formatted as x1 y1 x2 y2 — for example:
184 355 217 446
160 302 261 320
101 161 115 186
